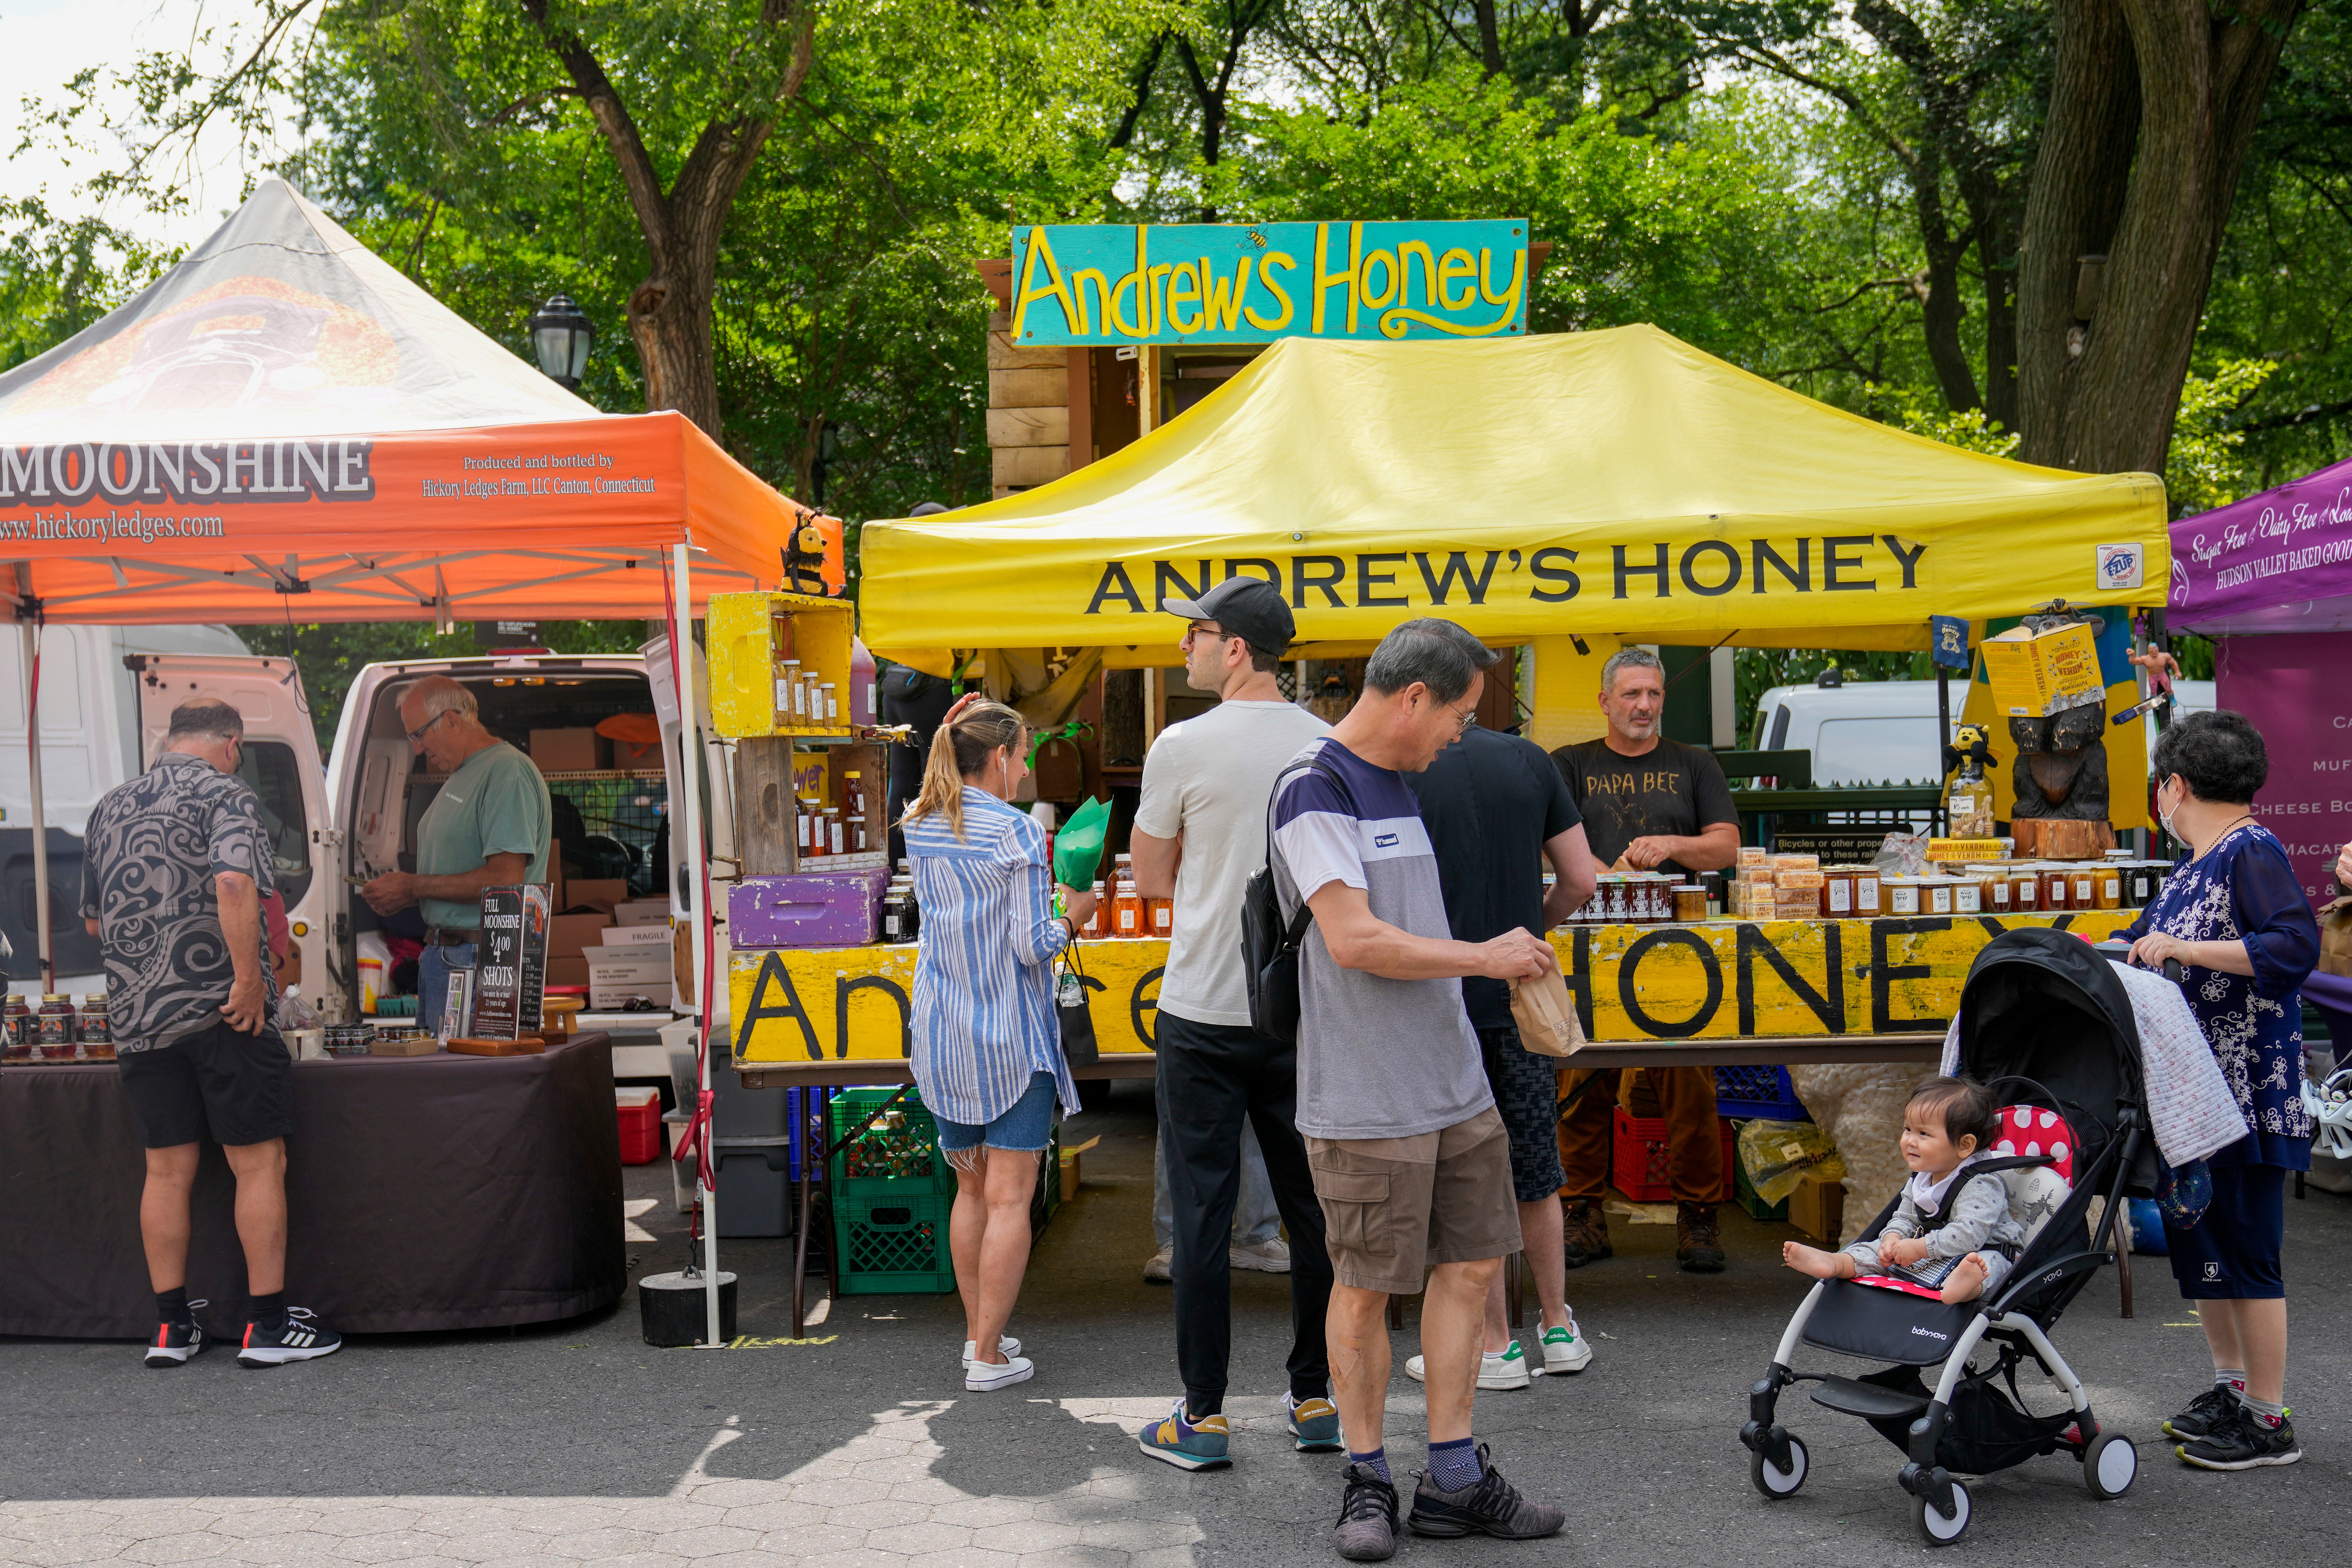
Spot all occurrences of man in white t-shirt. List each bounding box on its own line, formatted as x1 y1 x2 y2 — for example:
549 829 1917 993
1129 576 1341 1474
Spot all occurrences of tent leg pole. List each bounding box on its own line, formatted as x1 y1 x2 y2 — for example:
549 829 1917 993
673 542 721 1347
20 619 51 993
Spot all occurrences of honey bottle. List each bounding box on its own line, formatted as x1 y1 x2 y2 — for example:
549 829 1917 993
1112 854 1144 938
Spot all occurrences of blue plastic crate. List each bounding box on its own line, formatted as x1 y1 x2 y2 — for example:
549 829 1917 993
1715 1064 1810 1124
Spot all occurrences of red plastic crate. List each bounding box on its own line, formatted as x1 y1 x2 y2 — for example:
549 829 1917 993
617 1088 663 1165
1609 1105 1736 1203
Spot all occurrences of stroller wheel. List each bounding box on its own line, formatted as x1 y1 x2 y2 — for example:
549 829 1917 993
1912 1481 1971 1546
2084 1431 2138 1499
1749 1435 1809 1499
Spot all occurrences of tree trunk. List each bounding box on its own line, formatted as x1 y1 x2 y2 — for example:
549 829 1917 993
1472 0 1505 77
2016 0 2299 474
523 0 815 442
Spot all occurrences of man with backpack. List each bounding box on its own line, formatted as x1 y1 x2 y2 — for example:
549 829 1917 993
1129 576 1341 1473
1266 619 1565 1561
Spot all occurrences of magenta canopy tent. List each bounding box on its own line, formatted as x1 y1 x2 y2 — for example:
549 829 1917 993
2168 455 2352 633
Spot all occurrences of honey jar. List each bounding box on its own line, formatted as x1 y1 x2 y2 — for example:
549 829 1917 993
1884 876 1923 915
2010 867 2041 913
1112 855 1144 937
1672 884 1708 922
2041 866 2072 912
1821 868 1854 918
1151 898 1173 939
2070 867 2097 909
2093 866 2122 910
1851 867 1881 915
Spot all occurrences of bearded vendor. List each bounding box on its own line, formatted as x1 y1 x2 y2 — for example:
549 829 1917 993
1548 646 1741 1275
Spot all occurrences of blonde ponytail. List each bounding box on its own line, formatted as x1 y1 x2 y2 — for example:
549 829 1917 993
900 698 1025 841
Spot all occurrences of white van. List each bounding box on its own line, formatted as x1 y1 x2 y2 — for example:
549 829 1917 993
0 624 266 995
316 640 732 1028
1747 677 2218 787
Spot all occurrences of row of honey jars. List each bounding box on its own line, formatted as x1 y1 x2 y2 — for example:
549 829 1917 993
1080 856 1173 939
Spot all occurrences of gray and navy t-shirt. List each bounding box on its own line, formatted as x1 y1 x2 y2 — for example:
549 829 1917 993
1270 737 1494 1141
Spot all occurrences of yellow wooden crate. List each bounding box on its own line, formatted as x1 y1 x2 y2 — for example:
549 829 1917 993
707 590 856 739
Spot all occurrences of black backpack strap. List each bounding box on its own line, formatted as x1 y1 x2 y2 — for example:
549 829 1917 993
1264 749 1355 945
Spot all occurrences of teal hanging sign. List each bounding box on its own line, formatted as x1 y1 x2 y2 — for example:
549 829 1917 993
1008 221 1530 346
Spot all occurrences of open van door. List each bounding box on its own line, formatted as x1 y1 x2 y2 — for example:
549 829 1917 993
644 633 732 1025
132 655 334 1016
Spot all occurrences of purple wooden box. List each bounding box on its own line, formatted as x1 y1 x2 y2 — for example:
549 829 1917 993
728 871 890 948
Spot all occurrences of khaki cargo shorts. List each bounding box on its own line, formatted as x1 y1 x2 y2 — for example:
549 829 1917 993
1305 1105 1520 1296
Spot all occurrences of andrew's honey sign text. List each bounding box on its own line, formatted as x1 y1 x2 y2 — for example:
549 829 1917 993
731 912 2134 1061
1009 221 1529 346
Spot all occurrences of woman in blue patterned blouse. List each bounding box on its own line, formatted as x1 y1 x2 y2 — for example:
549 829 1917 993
902 695 1099 1392
2122 710 2317 1472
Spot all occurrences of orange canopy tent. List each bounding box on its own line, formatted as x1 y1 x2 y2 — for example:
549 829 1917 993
0 177 836 623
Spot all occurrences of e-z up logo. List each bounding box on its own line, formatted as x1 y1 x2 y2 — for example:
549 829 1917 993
1909 1325 1949 1341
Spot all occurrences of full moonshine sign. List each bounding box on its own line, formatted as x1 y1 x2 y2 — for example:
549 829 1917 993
1009 221 1530 346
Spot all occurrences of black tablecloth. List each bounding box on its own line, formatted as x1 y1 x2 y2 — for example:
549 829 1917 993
0 1033 625 1339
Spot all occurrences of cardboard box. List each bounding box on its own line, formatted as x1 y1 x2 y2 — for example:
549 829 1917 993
530 727 608 772
1787 1175 1847 1246
613 737 662 771
544 956 591 989
600 925 673 947
589 951 674 1009
548 912 613 960
614 899 671 927
565 879 630 914
1981 621 2105 718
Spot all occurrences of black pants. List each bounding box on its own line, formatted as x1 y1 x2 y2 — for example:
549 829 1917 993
1156 1013 1334 1412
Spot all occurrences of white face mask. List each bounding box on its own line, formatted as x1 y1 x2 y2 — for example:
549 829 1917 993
2159 778 2182 844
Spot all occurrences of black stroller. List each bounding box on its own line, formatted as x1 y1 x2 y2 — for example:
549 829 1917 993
1739 929 2160 1546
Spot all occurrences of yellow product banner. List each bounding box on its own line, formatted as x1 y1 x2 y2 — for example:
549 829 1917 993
728 912 2136 1061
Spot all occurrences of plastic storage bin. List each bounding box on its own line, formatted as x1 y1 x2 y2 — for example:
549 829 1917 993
616 1088 664 1165
1713 1064 1810 1124
713 1137 797 1237
832 1191 955 1294
828 1087 954 1198
1610 1106 1737 1203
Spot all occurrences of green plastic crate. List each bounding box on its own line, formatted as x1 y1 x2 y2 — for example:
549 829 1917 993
1734 1155 1790 1222
827 1087 955 1199
832 1190 956 1294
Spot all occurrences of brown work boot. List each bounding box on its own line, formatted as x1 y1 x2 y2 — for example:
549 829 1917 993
1561 1199 1612 1269
1676 1202 1725 1273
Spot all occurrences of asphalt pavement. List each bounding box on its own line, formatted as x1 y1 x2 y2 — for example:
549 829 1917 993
5 1079 2347 1568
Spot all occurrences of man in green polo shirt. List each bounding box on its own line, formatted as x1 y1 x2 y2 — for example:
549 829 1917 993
360 674 551 1031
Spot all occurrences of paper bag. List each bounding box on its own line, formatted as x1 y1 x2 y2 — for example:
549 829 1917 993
1509 968 1586 1058
2320 897 2352 980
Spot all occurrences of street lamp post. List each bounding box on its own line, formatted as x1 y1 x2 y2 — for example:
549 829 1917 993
529 294 595 389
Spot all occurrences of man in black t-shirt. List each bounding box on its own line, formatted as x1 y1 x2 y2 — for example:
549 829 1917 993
1547 646 1743 1274
1410 715 1599 1383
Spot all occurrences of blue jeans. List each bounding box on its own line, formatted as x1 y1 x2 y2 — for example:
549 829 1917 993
419 941 475 1036
935 1069 1059 1154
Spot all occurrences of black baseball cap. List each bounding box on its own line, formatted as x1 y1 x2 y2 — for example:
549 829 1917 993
1163 576 1295 655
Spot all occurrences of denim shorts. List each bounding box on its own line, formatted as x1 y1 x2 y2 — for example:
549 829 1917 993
935 1070 1059 1154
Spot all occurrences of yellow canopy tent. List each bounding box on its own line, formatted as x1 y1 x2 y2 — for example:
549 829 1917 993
862 324 2165 656
860 325 2165 818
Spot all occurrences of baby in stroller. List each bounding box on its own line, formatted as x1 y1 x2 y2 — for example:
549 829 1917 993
1781 1077 2025 1305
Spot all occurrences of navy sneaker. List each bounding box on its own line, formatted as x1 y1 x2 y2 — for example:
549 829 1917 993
237 1307 342 1368
2161 1384 2238 1441
145 1302 207 1368
1136 1397 1231 1470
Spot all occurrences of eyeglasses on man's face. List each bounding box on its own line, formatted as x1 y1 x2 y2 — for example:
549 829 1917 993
406 709 456 746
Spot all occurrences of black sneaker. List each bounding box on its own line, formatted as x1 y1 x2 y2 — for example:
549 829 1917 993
1406 1446 1565 1540
1676 1202 1726 1274
144 1302 207 1368
2176 1405 2301 1470
1332 1464 1400 1562
1561 1199 1613 1269
2161 1383 2239 1441
237 1307 343 1368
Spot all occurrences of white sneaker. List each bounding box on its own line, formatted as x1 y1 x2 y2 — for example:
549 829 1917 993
1538 1314 1594 1376
962 1335 1023 1367
964 1353 1035 1391
1404 1341 1532 1390
1143 1248 1172 1283
1229 1237 1292 1274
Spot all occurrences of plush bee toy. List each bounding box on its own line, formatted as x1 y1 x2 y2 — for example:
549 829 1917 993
1943 723 1998 838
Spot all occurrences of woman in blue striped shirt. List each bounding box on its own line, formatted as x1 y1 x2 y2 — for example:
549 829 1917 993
903 696 1099 1391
